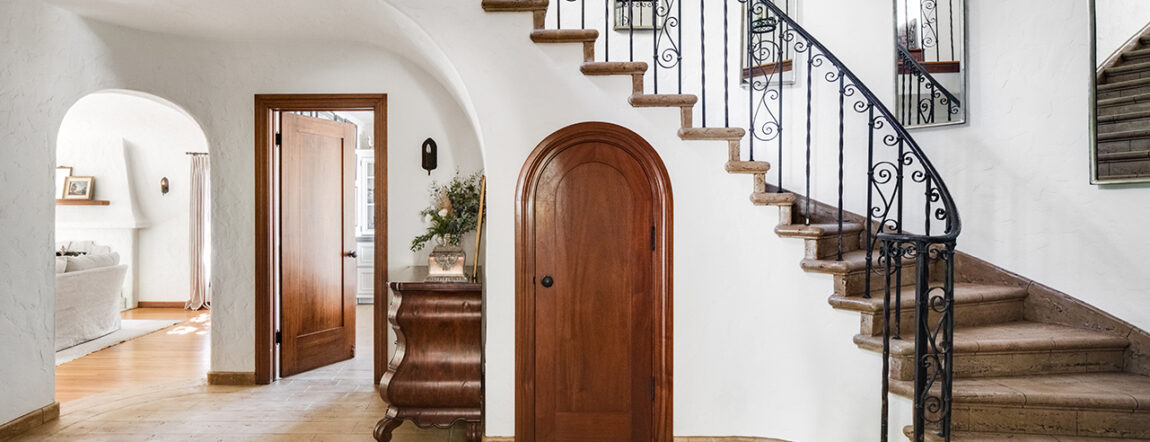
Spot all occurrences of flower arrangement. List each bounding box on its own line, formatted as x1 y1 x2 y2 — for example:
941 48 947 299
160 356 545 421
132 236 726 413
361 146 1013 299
410 170 485 252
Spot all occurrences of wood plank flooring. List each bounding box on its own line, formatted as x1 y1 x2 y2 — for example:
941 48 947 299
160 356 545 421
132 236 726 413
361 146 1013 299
55 308 210 403
18 306 463 441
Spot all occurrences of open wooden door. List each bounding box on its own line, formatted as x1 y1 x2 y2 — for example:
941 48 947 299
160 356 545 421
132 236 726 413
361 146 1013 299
279 112 358 377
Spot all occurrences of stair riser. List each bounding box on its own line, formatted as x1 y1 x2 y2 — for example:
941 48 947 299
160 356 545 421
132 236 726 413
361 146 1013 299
834 257 939 297
954 405 1150 438
1097 98 1150 116
1098 84 1150 100
1097 116 1150 134
888 348 1125 381
1098 139 1150 156
1124 51 1150 63
807 235 863 260
1105 68 1150 84
859 299 1024 337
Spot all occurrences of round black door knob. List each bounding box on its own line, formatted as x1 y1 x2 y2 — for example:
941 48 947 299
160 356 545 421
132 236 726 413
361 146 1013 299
541 275 554 288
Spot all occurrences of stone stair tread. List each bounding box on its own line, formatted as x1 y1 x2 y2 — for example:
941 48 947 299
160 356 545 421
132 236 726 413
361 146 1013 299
890 372 1150 411
1098 91 1150 108
1099 150 1150 163
1098 109 1150 123
1124 47 1150 61
800 249 921 274
854 321 1129 356
1098 128 1150 141
1098 76 1150 91
750 191 797 206
580 61 648 75
628 93 698 107
482 0 549 11
724 160 770 174
678 127 745 140
830 283 1027 313
1107 60 1150 75
916 429 1143 441
775 222 865 239
530 28 599 43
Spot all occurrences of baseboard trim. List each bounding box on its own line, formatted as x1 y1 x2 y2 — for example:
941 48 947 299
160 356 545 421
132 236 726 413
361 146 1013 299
0 402 60 439
136 301 186 309
484 437 788 442
206 371 256 385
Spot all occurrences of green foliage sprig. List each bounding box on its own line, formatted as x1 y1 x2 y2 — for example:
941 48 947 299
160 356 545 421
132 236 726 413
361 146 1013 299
410 170 484 252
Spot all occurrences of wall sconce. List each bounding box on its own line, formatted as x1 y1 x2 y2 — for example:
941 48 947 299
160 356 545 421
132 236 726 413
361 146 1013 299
422 138 438 176
161 177 169 195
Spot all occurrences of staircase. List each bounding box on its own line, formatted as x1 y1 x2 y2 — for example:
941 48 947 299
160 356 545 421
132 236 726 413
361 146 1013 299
1097 27 1150 181
483 1 1150 439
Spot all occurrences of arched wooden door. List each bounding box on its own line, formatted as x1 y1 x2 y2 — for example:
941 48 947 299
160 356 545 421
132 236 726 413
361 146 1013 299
516 122 672 442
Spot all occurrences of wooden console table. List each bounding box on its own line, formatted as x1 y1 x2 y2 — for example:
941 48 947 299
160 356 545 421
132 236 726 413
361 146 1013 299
375 266 482 442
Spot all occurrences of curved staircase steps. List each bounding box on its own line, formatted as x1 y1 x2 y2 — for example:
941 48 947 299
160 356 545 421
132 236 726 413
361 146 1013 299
831 283 1028 336
481 3 1150 439
855 322 1128 380
891 373 1150 438
915 430 1149 441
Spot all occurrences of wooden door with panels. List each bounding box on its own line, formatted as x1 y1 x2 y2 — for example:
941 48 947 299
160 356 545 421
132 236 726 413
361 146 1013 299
278 112 358 377
516 122 673 442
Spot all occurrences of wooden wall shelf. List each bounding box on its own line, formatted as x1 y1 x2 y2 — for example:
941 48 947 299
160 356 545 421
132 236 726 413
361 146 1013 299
55 200 110 206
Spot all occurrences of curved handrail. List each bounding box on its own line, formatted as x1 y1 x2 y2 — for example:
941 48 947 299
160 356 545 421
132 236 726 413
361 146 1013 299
896 44 962 109
760 0 962 244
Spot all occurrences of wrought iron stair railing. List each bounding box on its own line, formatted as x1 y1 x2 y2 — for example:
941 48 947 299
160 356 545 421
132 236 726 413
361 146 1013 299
897 44 962 126
544 1 962 440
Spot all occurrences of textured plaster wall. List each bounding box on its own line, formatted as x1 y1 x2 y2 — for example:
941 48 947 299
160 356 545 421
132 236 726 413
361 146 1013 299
1096 0 1150 64
0 0 121 425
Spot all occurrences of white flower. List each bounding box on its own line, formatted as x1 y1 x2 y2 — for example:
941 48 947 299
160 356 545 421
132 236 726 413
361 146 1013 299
423 214 433 224
437 209 448 217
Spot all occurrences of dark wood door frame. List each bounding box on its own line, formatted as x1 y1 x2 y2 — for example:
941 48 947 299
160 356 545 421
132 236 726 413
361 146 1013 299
514 121 673 441
254 94 388 385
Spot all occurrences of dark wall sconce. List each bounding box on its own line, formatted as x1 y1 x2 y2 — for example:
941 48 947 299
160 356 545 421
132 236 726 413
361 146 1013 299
161 177 169 195
422 138 438 176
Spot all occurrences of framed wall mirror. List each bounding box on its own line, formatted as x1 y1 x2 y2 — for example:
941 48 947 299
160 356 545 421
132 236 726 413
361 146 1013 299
893 0 967 128
1091 0 1150 184
742 0 798 87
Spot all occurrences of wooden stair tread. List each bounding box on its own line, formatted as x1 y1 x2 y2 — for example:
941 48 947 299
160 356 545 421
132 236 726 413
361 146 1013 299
890 372 1150 411
829 283 1027 313
1098 128 1150 141
1097 76 1150 91
750 191 797 206
628 93 698 107
482 0 549 11
1098 91 1150 107
724 160 770 174
581 61 648 75
530 29 599 43
854 321 1129 356
678 127 746 140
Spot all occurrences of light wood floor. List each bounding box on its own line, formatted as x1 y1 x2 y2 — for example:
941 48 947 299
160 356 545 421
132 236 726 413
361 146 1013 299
20 305 463 441
55 308 211 403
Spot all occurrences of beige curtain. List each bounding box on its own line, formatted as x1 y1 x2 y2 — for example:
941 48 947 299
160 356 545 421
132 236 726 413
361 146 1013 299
186 154 211 310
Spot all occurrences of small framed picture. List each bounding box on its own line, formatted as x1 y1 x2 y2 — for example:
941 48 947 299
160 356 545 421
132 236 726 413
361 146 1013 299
63 176 94 200
55 166 72 199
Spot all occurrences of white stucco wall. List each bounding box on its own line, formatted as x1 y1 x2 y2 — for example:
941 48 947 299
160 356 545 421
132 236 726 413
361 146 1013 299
1096 0 1150 65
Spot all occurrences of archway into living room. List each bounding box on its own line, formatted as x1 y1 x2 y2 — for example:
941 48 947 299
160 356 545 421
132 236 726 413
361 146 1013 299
53 89 213 403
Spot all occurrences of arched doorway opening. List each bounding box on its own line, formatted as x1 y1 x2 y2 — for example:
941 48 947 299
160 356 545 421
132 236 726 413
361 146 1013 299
53 89 212 402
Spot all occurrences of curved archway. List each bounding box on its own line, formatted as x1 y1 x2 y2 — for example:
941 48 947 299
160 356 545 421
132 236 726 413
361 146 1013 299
515 122 673 441
54 89 212 400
